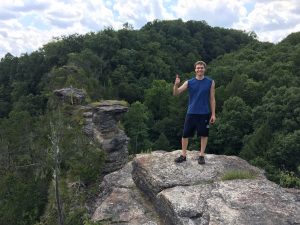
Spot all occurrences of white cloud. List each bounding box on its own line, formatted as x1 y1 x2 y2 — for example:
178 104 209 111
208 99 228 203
0 18 52 57
172 0 247 27
0 0 117 58
4 0 49 12
0 0 300 58
44 2 82 28
113 0 174 28
0 10 17 20
233 0 300 42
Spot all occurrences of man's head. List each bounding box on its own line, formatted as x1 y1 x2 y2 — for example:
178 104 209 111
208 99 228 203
194 61 207 69
194 61 206 76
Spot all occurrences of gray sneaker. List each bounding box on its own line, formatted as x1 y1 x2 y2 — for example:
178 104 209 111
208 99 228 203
198 156 205 164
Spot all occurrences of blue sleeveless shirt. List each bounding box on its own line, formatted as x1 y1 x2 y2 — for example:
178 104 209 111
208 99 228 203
187 76 212 114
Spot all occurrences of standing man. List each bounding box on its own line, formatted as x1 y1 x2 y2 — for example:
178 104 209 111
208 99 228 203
173 61 216 164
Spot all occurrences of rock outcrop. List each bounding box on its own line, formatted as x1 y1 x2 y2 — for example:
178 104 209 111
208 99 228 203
54 87 86 105
51 89 300 224
92 162 163 224
53 87 129 174
82 100 129 174
92 150 300 225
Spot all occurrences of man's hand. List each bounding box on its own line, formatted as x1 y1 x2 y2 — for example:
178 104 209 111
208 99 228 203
174 74 180 86
173 75 187 96
210 114 216 124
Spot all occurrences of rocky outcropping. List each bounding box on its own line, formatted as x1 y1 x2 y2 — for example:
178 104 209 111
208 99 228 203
53 87 129 174
92 162 163 224
82 100 129 174
54 87 86 105
92 150 300 225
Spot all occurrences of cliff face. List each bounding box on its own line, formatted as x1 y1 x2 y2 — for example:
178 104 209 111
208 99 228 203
54 88 129 174
81 100 129 174
92 150 300 225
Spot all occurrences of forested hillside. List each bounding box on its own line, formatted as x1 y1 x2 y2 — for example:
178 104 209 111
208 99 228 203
0 19 299 225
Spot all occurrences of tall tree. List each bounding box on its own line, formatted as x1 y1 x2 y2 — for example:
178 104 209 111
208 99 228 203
123 102 150 154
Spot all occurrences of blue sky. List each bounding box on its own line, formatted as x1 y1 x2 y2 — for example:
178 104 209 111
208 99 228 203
1 0 300 59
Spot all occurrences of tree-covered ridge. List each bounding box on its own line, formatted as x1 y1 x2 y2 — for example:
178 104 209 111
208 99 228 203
208 36 300 186
0 19 255 118
0 19 299 225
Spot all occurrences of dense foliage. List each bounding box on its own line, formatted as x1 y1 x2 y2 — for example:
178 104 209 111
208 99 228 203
208 36 300 187
0 19 299 225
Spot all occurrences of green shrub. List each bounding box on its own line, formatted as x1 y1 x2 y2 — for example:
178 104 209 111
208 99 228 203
279 170 300 188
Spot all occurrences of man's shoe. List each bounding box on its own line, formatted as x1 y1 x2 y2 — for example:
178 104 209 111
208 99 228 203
175 155 186 163
198 156 205 164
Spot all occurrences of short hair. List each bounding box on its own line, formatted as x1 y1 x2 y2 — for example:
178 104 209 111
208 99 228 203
194 61 207 69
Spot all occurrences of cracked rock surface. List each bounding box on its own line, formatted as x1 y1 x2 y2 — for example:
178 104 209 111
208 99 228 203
132 150 300 225
92 150 300 225
92 162 163 225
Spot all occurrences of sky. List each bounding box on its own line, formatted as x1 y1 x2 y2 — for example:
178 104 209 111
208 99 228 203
1 0 300 59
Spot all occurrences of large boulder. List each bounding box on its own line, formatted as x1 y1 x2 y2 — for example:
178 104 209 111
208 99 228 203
91 150 300 225
131 150 300 225
92 162 162 225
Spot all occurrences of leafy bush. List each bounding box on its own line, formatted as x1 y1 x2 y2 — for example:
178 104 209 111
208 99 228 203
279 170 300 188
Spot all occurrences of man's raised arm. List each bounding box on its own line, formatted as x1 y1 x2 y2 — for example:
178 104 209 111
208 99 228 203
173 74 188 96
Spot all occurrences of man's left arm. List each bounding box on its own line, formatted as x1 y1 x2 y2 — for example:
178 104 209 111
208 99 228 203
210 80 216 123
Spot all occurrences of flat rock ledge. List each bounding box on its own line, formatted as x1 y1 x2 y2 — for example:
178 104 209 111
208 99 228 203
132 150 300 225
92 150 300 225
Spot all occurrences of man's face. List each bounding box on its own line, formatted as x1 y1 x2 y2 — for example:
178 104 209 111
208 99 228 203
195 64 205 76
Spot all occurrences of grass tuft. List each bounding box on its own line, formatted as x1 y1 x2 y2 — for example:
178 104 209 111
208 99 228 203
221 170 257 181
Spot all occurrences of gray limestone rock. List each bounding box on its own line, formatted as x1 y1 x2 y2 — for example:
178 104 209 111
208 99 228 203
92 162 163 225
132 150 264 201
132 150 300 225
82 100 130 173
54 87 86 105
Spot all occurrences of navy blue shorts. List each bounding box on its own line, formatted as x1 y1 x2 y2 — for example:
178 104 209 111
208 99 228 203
182 114 210 138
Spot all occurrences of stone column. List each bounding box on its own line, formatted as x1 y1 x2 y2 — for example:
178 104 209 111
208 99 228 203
82 100 129 174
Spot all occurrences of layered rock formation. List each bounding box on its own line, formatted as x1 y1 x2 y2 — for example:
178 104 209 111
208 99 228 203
92 162 163 224
54 88 129 174
81 100 129 174
54 87 86 105
92 150 300 225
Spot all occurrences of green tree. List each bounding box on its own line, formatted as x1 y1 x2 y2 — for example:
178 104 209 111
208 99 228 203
144 80 172 121
211 96 252 155
239 122 273 160
0 111 50 225
226 74 263 107
153 133 171 150
38 106 105 225
123 102 150 154
253 86 300 132
267 130 300 172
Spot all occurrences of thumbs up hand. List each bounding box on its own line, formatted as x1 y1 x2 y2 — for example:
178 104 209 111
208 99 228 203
174 74 180 86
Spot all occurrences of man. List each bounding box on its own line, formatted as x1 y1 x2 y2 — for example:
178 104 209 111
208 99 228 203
173 61 216 164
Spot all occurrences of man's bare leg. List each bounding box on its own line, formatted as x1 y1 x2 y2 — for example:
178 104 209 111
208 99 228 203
175 138 189 163
181 137 188 156
200 136 208 156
